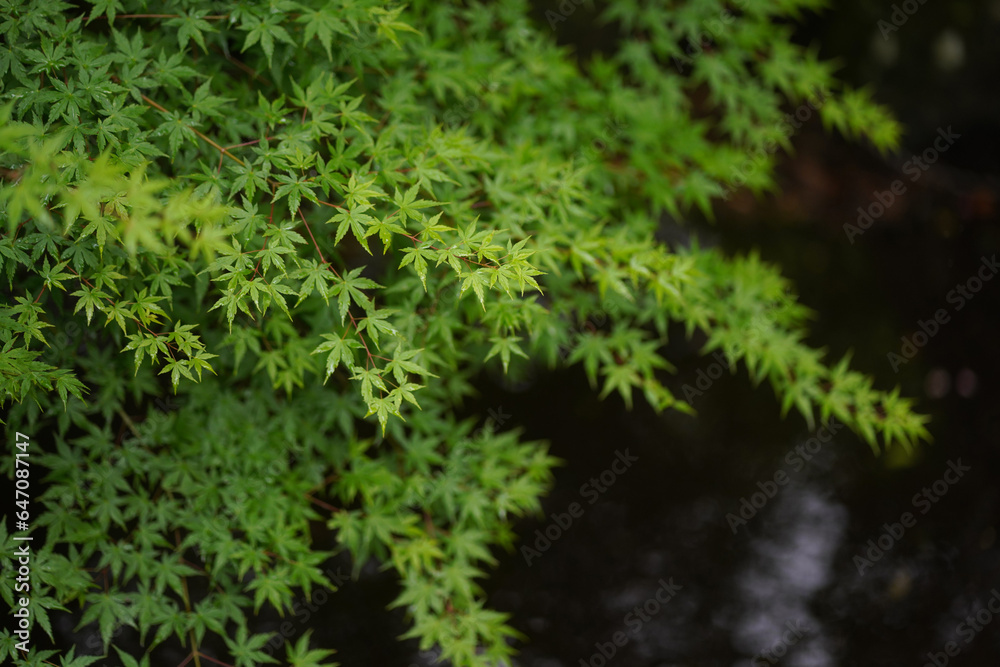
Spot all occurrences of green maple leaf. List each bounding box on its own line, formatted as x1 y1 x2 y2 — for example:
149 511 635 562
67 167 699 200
484 336 528 374
224 625 279 667
312 333 362 380
242 15 295 66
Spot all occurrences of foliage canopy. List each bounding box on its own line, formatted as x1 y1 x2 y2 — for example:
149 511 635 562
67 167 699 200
0 0 929 665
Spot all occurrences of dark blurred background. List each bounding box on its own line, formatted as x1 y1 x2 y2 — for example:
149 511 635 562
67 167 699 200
23 2 999 666
474 1 1000 665
276 1 1000 665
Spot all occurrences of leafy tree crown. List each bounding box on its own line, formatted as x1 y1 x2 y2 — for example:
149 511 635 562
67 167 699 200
1 0 928 665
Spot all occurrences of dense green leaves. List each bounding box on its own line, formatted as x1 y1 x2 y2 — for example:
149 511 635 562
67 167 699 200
0 0 927 665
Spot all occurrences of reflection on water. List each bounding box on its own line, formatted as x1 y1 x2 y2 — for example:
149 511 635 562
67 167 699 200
465 348 997 667
731 484 846 667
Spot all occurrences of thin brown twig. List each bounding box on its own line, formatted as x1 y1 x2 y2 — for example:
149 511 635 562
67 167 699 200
306 494 341 513
195 654 234 667
96 13 230 19
140 94 246 167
